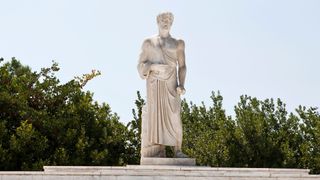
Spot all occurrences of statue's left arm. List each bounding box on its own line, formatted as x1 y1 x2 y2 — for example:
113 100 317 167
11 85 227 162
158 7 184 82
177 39 186 95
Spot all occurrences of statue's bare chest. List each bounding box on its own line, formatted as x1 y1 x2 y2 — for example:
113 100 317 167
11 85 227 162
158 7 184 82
148 37 178 64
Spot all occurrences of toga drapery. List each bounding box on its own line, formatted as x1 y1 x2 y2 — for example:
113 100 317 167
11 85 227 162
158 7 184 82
138 38 182 156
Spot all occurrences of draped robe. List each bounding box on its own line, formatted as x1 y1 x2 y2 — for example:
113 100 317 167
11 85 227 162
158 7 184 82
138 36 182 157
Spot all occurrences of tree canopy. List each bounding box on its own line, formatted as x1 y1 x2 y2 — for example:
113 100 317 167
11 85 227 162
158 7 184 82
180 92 320 174
0 57 319 174
0 58 128 170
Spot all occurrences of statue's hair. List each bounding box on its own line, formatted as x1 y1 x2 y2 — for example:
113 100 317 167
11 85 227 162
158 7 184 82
157 12 174 25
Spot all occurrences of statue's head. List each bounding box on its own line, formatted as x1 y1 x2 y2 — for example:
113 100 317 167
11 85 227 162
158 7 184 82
157 12 174 32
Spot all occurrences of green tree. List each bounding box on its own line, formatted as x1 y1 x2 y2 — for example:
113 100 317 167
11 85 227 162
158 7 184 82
180 92 319 174
297 106 320 174
126 91 145 164
0 57 128 170
182 91 235 167
1 57 320 174
233 96 301 168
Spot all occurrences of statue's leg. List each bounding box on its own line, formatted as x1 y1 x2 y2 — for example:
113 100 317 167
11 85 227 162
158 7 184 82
174 145 181 152
158 145 166 157
141 104 162 158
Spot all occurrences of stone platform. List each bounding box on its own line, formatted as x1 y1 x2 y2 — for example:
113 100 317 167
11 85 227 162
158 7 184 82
0 165 320 180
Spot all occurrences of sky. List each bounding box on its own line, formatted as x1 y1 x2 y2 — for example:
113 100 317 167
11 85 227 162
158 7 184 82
1 0 320 124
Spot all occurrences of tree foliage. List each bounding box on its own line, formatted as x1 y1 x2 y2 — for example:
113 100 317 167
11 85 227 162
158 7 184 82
1 57 320 174
0 57 127 170
180 92 320 174
125 91 145 164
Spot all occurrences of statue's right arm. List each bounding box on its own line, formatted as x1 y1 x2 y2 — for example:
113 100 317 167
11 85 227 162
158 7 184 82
137 39 152 79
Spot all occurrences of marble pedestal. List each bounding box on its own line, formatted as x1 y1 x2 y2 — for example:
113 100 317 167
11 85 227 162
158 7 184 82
1 166 320 180
140 157 196 166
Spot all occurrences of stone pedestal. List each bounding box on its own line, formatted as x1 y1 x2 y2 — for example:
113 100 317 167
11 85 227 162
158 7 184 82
140 157 196 166
1 166 320 180
42 166 319 179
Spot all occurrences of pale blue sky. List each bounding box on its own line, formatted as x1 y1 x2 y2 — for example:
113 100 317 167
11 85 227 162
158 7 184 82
1 0 319 123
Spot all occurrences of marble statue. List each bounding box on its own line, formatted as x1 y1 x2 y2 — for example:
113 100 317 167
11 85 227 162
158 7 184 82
138 12 188 158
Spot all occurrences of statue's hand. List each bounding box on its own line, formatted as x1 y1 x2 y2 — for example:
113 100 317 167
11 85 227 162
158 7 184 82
149 64 159 74
150 64 170 74
177 86 186 95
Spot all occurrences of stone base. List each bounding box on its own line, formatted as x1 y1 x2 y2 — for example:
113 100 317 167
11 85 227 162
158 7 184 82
140 157 196 166
0 166 320 180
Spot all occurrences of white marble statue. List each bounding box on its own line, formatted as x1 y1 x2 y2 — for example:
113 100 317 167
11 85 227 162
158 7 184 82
138 12 188 158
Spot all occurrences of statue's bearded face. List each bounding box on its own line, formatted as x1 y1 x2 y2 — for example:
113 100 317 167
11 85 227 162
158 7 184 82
157 15 173 32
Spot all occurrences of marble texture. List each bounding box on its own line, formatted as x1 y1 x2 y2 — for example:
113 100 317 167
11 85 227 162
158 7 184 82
1 166 319 180
138 12 187 158
140 157 196 166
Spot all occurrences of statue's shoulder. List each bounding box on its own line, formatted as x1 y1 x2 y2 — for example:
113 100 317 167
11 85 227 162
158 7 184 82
176 38 185 50
141 35 158 49
167 37 184 49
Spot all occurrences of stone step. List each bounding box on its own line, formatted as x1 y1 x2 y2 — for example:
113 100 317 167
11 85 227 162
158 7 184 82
43 165 317 178
1 166 319 180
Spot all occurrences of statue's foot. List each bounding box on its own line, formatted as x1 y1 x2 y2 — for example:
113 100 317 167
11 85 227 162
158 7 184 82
155 150 166 158
175 150 188 158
